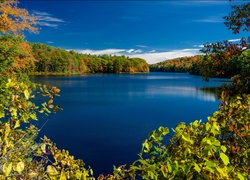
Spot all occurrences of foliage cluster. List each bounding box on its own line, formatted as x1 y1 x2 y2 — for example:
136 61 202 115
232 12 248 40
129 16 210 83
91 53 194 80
0 76 95 179
0 1 95 179
100 95 250 180
0 0 37 35
32 43 149 75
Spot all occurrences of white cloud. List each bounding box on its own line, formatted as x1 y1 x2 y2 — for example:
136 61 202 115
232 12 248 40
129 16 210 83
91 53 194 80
193 16 223 23
228 38 241 42
32 11 51 16
136 45 148 48
74 49 126 55
72 48 202 64
39 16 65 23
38 22 58 28
194 44 204 48
134 49 142 53
33 10 65 28
168 1 227 6
127 49 135 53
129 49 201 64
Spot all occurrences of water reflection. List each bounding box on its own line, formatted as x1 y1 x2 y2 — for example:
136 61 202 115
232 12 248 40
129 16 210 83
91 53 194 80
145 85 216 101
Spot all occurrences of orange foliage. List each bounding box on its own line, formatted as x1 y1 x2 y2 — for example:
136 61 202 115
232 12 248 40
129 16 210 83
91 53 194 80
0 0 37 35
1 37 37 75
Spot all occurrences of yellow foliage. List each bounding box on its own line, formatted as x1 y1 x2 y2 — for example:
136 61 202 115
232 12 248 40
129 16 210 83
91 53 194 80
0 0 37 35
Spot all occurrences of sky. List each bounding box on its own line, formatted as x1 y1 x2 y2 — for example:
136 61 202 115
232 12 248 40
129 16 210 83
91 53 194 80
20 0 249 64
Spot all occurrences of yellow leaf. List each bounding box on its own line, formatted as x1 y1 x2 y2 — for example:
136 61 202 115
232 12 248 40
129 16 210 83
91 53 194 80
24 89 30 100
41 143 46 153
14 120 20 129
30 113 37 120
16 162 25 173
59 169 67 180
6 79 15 88
3 162 12 176
47 165 58 178
0 104 4 118
28 170 38 178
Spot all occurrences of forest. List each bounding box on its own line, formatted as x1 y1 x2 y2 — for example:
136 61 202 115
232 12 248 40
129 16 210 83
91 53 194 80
0 0 250 179
150 41 250 80
31 43 149 74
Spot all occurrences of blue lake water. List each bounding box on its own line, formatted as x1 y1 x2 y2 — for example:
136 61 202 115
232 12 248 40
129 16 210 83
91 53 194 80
32 72 230 176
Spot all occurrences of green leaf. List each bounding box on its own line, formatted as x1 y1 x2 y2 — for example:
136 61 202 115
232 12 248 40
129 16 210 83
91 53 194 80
206 160 216 168
194 163 201 173
192 120 199 128
0 104 4 118
16 162 25 174
220 152 229 165
221 145 227 153
237 172 245 180
211 137 220 146
167 161 172 173
205 161 215 173
3 162 12 176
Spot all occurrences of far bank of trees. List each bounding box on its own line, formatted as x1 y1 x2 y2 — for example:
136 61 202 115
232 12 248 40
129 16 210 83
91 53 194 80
149 55 202 73
31 43 149 74
150 41 250 81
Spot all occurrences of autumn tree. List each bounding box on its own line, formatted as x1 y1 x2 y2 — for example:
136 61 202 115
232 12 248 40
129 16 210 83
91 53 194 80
0 1 95 179
0 0 37 36
224 2 250 34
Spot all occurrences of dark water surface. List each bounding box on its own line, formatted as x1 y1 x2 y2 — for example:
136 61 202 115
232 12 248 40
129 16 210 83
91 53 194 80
32 72 230 176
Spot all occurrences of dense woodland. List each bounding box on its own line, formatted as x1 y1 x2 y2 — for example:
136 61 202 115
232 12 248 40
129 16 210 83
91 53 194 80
149 55 201 73
150 43 250 79
1 0 250 179
31 43 149 74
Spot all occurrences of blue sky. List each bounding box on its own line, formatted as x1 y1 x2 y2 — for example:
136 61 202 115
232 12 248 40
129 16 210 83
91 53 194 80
20 1 248 64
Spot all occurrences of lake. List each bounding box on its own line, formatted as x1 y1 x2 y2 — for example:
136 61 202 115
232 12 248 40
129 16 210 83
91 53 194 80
32 72 230 176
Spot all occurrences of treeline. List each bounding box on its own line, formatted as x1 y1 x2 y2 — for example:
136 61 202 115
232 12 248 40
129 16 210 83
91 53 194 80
150 46 250 80
149 55 201 73
31 43 149 74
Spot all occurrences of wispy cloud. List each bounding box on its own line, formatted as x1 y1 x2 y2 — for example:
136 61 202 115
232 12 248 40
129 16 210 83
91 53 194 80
194 44 204 48
74 49 126 55
33 10 65 28
228 38 241 42
193 16 223 23
126 49 143 54
168 1 227 6
129 49 201 64
136 45 148 48
72 48 202 64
